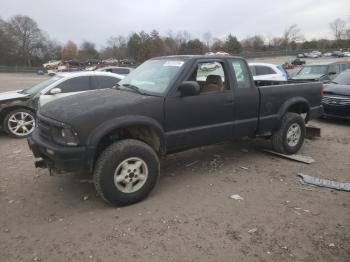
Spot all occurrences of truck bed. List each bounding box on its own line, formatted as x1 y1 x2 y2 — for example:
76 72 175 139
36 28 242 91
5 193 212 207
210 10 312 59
257 81 323 134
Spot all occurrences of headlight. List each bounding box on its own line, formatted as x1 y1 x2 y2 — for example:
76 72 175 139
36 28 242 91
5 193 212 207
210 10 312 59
52 126 79 146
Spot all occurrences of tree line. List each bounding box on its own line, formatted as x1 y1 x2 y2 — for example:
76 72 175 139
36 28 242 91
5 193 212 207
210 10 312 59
1 15 350 67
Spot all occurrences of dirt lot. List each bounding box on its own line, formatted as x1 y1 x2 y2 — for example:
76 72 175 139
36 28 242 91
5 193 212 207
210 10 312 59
0 61 349 262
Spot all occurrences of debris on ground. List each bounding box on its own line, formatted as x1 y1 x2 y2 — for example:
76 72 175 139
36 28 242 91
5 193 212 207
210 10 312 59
185 160 199 167
263 149 316 164
83 195 89 201
240 148 249 153
230 194 244 200
298 173 350 191
248 228 258 233
12 150 22 154
328 243 335 247
240 166 249 170
305 125 321 139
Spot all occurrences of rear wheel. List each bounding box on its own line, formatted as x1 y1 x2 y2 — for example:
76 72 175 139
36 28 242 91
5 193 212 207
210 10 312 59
271 112 305 154
93 139 160 206
3 109 36 138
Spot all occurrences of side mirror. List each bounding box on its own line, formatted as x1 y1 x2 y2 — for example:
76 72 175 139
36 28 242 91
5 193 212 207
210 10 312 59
328 71 336 75
50 88 62 95
178 81 200 96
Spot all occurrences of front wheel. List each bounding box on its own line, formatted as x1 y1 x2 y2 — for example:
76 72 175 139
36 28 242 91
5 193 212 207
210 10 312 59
93 139 160 206
271 112 305 154
3 109 36 138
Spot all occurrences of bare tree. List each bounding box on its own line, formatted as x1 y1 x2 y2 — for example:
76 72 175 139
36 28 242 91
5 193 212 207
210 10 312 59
6 15 45 66
282 24 304 48
241 35 265 51
330 18 347 40
202 32 212 49
62 40 78 60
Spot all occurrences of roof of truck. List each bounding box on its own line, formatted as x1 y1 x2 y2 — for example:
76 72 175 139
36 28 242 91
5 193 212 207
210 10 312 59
151 55 243 60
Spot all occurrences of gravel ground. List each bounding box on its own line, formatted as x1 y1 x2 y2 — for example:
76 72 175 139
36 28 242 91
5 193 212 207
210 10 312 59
0 58 349 262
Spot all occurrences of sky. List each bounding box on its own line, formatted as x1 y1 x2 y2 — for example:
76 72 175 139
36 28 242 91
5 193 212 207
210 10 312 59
1 0 349 48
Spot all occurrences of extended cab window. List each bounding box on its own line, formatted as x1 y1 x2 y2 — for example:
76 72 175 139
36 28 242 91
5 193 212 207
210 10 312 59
55 76 90 93
188 61 226 92
231 60 251 88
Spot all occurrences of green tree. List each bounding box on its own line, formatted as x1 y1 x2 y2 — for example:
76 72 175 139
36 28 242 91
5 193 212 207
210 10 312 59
223 34 241 54
179 39 205 54
79 41 99 61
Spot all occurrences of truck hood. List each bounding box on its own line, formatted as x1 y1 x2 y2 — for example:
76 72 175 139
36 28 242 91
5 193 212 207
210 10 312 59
39 88 163 131
292 74 324 81
324 84 350 96
0 90 29 102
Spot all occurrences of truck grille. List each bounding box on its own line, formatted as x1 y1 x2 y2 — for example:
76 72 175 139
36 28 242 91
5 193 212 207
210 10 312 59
322 96 350 106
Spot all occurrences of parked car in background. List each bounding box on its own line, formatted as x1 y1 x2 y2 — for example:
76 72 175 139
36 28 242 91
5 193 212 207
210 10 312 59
306 51 322 58
343 51 350 57
322 69 350 120
249 63 288 81
322 52 332 57
0 72 123 138
291 58 306 66
292 61 350 82
297 53 306 58
332 51 344 57
97 66 134 75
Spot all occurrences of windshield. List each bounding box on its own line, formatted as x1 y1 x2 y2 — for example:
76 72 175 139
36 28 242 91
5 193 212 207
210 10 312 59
333 70 350 85
118 59 186 94
297 65 328 76
22 76 63 95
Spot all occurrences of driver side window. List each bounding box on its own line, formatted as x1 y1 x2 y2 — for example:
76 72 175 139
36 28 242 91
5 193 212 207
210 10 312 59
187 61 227 93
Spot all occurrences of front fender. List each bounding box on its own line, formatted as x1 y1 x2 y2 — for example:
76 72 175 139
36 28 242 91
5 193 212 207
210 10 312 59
86 115 166 152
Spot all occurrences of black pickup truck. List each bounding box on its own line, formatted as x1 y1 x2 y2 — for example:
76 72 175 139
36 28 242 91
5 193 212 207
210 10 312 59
28 55 323 206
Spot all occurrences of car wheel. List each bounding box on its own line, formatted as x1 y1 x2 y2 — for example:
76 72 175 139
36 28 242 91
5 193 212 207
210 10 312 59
271 112 305 154
3 109 36 138
93 139 160 206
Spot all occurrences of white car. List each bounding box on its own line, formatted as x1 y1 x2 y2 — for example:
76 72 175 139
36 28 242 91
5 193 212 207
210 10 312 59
39 71 124 107
249 63 288 82
96 66 134 75
343 52 350 57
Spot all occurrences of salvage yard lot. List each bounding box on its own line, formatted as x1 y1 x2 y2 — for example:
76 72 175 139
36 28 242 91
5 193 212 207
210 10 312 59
0 67 349 262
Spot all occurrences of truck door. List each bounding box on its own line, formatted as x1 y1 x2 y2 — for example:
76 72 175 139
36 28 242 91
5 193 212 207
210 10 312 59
228 59 260 137
164 59 235 152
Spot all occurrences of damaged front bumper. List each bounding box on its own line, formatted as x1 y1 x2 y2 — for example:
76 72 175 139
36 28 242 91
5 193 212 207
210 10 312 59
27 130 95 173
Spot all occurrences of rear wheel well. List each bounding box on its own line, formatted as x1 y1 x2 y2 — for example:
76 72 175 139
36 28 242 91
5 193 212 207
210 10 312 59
286 102 310 122
95 125 162 161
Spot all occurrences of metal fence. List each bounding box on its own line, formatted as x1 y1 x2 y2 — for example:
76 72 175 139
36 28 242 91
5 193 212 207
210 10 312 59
0 66 45 73
0 48 346 73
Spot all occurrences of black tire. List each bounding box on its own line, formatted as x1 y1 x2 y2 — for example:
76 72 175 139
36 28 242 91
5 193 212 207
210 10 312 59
271 112 305 154
93 139 160 206
3 108 36 138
